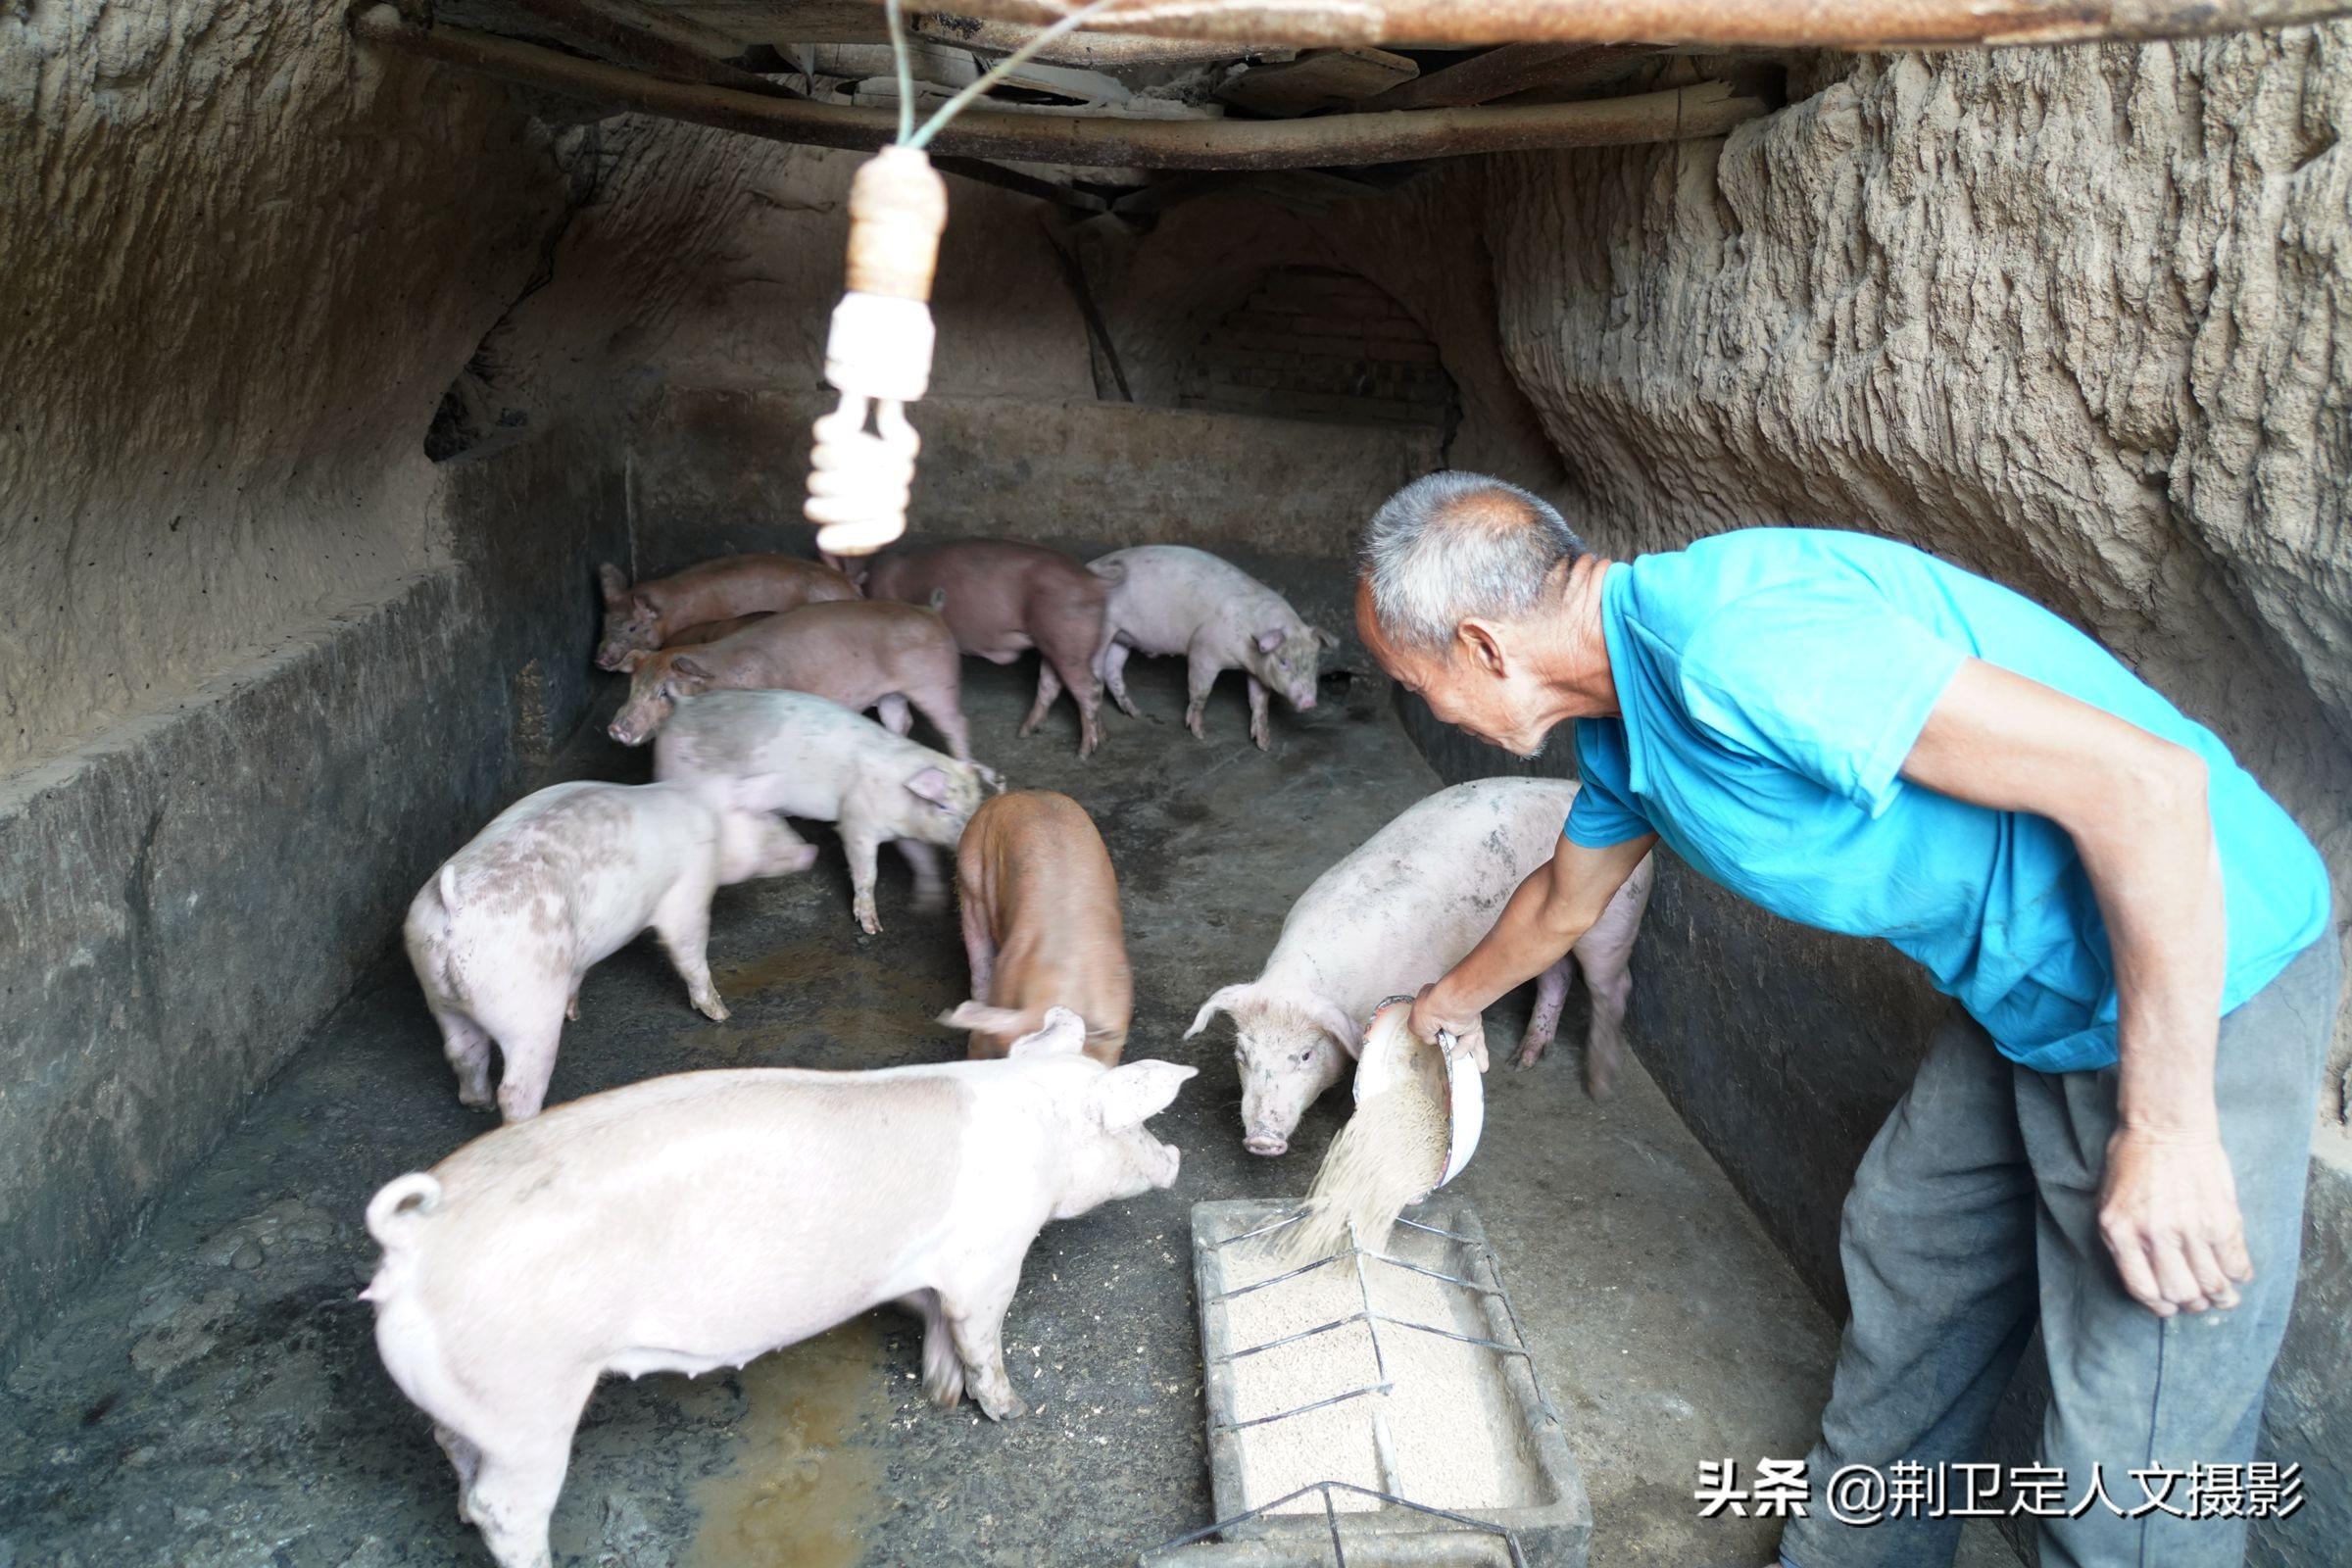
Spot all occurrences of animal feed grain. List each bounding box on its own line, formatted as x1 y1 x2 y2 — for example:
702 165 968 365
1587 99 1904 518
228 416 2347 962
1223 1218 1537 1516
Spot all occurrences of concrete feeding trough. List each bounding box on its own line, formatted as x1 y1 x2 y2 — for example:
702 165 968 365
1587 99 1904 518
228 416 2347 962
1161 1198 1591 1567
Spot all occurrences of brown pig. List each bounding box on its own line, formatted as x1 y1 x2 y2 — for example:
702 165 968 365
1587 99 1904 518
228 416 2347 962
862 539 1113 758
596 555 858 670
663 612 771 648
942 790 1132 1063
609 600 972 758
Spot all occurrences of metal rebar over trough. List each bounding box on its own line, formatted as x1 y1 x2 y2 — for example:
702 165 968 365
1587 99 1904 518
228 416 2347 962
1153 1198 1590 1567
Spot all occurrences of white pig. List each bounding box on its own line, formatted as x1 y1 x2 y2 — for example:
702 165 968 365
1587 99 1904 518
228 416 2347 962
362 1008 1192 1568
1087 545 1339 751
405 780 815 1122
653 689 1004 936
1187 777 1653 1155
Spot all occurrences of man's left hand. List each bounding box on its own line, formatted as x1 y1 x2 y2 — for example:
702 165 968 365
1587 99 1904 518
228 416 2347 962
2097 1127 2252 1316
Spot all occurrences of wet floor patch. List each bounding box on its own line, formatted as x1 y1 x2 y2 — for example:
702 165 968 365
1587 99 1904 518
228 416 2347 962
684 1318 890 1568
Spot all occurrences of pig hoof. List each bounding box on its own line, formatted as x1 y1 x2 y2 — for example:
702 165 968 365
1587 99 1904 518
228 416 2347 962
923 1364 965 1406
976 1387 1028 1422
565 997 580 1022
1251 730 1271 753
1584 1065 1618 1102
1513 1045 1544 1070
695 993 730 1022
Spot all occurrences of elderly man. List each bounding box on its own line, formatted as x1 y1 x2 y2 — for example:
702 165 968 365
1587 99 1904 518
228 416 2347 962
1358 470 2335 1568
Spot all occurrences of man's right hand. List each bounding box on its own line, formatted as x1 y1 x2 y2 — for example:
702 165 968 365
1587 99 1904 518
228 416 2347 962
1409 983 1489 1073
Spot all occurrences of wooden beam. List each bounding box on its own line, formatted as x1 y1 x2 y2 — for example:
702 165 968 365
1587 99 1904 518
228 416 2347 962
354 9 1771 171
1214 47 1418 117
822 0 2352 50
664 0 887 45
503 0 794 92
654 2 1285 64
912 15 1279 67
1038 218 1133 400
1358 43 1650 111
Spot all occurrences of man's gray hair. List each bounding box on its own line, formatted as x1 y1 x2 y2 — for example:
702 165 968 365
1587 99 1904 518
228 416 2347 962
1356 471 1590 654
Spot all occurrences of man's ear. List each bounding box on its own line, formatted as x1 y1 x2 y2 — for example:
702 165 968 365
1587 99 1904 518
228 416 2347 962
1458 618 1507 677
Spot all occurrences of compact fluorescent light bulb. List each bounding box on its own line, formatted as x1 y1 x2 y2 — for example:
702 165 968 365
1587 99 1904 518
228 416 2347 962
805 145 950 556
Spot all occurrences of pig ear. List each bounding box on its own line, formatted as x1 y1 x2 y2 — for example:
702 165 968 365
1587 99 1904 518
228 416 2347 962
1301 995 1365 1057
905 767 953 806
668 656 713 692
1314 627 1341 650
1255 627 1285 654
598 564 629 607
1092 1060 1196 1130
1185 983 1261 1039
1009 1006 1088 1058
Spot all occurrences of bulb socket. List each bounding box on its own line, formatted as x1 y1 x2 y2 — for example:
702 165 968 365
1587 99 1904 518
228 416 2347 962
844 145 949 303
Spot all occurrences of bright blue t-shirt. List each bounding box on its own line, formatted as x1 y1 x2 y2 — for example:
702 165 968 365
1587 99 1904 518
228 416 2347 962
1565 528 2331 1074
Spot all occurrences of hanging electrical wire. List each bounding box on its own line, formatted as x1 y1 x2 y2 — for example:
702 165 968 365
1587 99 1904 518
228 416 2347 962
883 0 916 144
804 0 1123 557
907 0 1127 150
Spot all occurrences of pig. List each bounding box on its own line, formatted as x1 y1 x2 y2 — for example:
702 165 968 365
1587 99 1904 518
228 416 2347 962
1088 545 1340 751
1186 777 1653 1155
941 790 1133 1063
362 1007 1193 1568
607 599 971 760
404 781 817 1122
655 688 1003 936
662 612 771 648
862 538 1113 759
595 555 858 671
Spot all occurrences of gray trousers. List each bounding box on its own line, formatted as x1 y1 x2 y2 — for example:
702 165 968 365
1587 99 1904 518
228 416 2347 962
1781 936 2339 1568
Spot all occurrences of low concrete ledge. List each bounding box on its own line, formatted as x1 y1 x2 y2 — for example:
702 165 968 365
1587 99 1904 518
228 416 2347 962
0 570 485 1365
0 423 623 1373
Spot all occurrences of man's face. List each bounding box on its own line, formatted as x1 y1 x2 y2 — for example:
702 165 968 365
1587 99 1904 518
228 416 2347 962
1355 580 1558 760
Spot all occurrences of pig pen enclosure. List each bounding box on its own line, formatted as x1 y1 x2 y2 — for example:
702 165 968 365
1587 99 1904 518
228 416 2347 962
7 3 2352 1566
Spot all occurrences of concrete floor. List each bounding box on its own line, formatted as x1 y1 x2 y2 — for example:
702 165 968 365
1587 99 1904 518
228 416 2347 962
0 656 2018 1568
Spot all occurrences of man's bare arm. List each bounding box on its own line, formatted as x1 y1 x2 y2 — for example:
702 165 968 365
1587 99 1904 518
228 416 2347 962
1903 658 2236 1317
1409 832 1657 1069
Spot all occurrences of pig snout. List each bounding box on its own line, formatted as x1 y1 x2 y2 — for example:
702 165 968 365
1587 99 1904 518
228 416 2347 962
608 697 665 747
1238 1067 1320 1158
